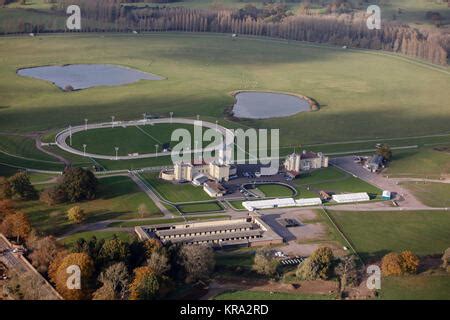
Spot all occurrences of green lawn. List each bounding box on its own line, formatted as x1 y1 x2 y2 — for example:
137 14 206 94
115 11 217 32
256 184 295 198
214 290 336 300
70 123 215 156
402 182 450 208
291 167 382 199
142 172 211 203
0 33 449 146
380 275 450 300
60 230 134 247
108 214 230 228
20 175 162 235
228 200 245 210
329 210 450 261
176 201 224 214
384 147 450 179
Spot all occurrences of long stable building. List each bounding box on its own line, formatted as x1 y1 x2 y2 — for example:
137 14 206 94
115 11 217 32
135 216 283 248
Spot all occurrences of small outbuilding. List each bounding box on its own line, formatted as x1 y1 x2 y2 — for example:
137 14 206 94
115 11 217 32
382 190 392 200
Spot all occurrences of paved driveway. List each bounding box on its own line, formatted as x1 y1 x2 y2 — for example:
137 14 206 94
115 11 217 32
330 156 426 208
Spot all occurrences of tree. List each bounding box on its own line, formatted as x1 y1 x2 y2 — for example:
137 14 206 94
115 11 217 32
381 252 403 276
296 247 335 280
72 236 105 268
28 235 62 274
93 262 130 300
143 238 162 259
7 172 37 200
49 252 94 300
442 248 450 272
39 186 66 205
0 212 32 243
179 244 215 283
129 266 160 300
334 255 359 294
67 206 85 224
0 199 15 219
60 167 98 202
147 250 170 276
382 251 420 276
0 177 12 200
99 236 130 266
376 144 392 162
252 249 279 277
399 251 420 274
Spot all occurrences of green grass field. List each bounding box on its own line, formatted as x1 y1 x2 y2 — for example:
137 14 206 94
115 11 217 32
291 167 382 199
329 210 450 261
256 183 295 198
1 33 449 143
380 275 450 300
107 214 230 228
401 182 450 208
142 172 211 203
176 201 224 214
60 230 134 247
70 123 215 156
19 175 162 235
0 33 448 170
384 147 450 179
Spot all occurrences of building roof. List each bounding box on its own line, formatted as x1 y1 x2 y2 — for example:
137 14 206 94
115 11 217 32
332 193 370 203
156 222 254 237
161 229 264 244
204 181 226 193
301 151 320 159
295 198 322 206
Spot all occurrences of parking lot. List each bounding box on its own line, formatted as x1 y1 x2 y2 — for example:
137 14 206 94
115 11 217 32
260 208 345 257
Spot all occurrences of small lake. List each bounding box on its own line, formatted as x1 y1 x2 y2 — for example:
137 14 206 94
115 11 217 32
17 64 164 90
232 92 311 119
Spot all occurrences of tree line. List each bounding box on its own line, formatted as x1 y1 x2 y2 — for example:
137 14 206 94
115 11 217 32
1 1 448 65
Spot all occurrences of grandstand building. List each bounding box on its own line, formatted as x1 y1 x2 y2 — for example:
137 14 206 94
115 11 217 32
284 151 329 176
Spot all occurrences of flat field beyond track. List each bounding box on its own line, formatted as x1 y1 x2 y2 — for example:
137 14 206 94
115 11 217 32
1 33 449 149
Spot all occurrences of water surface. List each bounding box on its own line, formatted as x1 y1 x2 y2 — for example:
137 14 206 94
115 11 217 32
17 64 163 90
232 92 310 119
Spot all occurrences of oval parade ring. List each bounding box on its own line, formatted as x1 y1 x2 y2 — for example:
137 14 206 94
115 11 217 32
55 118 235 161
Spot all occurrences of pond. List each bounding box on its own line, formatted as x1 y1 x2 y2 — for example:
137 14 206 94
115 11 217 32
17 64 164 90
232 91 311 119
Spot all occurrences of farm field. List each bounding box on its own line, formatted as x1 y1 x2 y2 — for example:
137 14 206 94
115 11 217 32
328 210 450 261
19 176 162 235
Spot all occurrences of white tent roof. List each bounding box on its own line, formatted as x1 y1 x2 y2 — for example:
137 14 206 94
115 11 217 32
295 198 322 206
332 192 370 203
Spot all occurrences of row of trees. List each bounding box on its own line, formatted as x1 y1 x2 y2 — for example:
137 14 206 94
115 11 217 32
46 235 216 300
